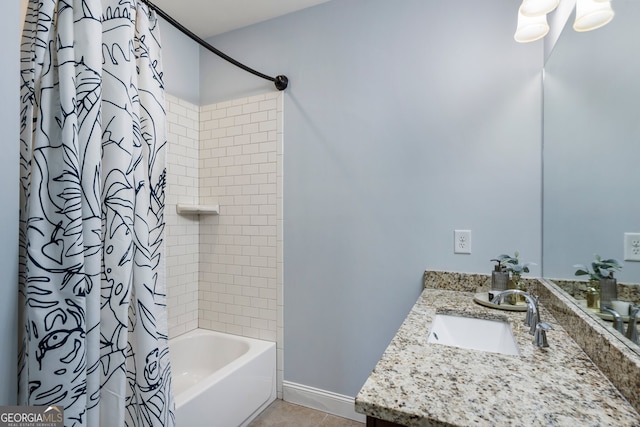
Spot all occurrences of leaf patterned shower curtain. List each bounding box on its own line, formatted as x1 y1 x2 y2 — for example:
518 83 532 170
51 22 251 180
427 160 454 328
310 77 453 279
18 1 174 426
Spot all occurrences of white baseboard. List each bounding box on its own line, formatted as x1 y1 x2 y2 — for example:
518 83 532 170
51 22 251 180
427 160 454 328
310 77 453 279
282 381 366 423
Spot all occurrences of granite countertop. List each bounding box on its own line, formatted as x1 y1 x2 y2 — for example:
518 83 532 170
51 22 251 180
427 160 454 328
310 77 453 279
355 287 640 426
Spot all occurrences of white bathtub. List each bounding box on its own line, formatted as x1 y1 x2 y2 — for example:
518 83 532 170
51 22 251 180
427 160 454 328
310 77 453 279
170 329 276 427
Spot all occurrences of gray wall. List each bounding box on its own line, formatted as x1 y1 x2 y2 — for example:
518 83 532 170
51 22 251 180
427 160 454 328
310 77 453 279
0 0 20 405
200 0 543 396
543 0 640 282
160 17 201 104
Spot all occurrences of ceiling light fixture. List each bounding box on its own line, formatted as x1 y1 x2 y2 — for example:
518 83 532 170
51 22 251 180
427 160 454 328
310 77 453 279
573 0 615 32
519 0 560 17
515 11 550 42
514 0 614 43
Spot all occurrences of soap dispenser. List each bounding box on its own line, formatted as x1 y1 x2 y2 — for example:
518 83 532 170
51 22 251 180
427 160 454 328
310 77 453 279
490 260 509 292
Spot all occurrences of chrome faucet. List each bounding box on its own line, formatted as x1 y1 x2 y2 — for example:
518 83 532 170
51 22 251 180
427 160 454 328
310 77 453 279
491 289 552 347
602 306 624 334
626 306 640 345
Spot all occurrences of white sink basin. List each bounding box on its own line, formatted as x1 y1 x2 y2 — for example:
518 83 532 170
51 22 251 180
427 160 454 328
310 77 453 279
427 314 520 356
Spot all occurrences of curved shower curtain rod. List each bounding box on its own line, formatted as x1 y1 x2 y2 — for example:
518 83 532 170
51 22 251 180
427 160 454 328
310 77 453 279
140 0 289 91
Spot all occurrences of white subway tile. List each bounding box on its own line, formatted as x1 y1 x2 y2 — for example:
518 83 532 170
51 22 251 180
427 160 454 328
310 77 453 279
226 105 242 116
234 134 251 146
242 143 260 155
242 102 259 114
259 99 277 111
250 132 269 144
242 123 260 135
251 298 269 310
219 117 235 128
234 114 251 125
227 126 243 137
259 120 277 132
247 94 266 104
211 109 227 120
251 111 268 123
251 276 268 287
250 153 270 164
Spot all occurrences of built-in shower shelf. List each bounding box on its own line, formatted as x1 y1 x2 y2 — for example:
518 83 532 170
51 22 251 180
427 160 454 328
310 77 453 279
176 204 220 215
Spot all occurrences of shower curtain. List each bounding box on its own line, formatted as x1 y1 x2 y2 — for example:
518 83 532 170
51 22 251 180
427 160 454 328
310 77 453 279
18 1 174 426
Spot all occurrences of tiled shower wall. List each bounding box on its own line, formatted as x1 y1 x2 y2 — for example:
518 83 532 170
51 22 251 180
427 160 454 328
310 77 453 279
165 94 200 338
164 92 283 396
198 93 284 394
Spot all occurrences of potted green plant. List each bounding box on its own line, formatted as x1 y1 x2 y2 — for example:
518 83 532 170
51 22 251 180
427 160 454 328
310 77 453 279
573 255 622 312
494 251 536 304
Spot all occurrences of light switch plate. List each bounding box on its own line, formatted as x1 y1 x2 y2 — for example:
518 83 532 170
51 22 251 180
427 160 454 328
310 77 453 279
454 230 471 254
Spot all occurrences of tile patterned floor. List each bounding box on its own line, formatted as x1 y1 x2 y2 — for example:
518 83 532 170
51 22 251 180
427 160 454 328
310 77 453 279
247 400 365 427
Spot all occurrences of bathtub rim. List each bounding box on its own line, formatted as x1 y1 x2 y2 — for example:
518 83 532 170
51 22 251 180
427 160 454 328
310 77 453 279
169 328 276 408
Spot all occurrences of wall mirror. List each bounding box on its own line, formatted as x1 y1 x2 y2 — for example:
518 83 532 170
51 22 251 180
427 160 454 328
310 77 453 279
542 0 640 352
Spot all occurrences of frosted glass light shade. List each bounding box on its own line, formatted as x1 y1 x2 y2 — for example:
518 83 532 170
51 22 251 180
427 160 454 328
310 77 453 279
519 0 560 17
573 0 615 32
514 12 549 43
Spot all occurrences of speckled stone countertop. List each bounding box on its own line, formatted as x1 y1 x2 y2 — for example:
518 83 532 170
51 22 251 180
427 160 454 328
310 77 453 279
355 274 640 426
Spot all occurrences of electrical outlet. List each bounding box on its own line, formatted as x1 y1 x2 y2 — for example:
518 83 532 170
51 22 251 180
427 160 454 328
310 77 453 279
624 233 640 262
454 230 471 254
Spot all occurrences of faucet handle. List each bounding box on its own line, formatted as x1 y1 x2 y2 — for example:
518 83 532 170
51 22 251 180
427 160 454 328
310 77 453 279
533 322 553 348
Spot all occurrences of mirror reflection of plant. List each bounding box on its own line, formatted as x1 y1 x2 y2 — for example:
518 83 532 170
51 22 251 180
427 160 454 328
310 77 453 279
573 255 622 281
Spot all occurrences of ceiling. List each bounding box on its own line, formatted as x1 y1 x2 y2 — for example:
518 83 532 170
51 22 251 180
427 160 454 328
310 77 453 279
149 0 332 39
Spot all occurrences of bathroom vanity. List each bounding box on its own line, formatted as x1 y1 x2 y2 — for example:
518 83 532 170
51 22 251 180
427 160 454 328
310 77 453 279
355 271 640 426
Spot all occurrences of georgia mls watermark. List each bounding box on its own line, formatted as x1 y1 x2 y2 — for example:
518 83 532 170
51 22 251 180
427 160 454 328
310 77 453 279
0 406 63 427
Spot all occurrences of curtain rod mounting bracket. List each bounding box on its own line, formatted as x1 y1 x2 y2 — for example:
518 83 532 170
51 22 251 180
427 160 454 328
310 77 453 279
274 75 288 91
